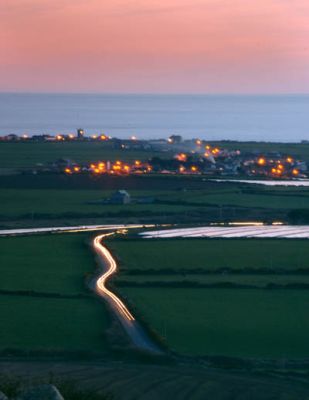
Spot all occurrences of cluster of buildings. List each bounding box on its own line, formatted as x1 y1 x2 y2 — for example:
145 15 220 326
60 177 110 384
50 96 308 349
48 143 307 179
0 129 111 142
241 156 306 178
3 129 307 179
63 159 152 175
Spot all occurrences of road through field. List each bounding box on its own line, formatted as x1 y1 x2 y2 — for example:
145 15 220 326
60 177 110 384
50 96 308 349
93 233 163 354
0 223 162 353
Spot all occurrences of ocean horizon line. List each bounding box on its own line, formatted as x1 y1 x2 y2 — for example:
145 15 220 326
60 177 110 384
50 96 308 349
1 91 309 97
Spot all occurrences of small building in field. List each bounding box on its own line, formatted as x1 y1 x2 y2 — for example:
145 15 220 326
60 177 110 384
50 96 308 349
110 190 131 204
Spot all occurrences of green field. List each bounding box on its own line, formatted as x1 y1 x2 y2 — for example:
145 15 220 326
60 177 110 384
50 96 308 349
194 191 309 209
0 188 202 219
2 228 309 360
0 234 95 293
0 296 108 353
120 288 309 358
110 237 309 358
145 185 309 210
109 238 309 272
0 233 110 355
2 183 309 229
0 141 171 169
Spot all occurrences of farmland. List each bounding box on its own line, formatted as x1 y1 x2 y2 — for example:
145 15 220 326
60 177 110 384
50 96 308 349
0 296 108 354
0 233 111 355
120 288 309 358
109 237 309 358
2 140 309 396
2 181 309 229
1 231 309 397
0 141 172 170
0 188 201 218
109 238 309 273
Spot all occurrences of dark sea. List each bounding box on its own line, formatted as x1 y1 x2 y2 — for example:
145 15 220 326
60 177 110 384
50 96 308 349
0 93 308 142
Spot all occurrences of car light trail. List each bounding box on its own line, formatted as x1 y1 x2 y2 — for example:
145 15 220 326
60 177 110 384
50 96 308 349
211 179 309 187
0 224 158 237
93 233 135 321
140 225 309 239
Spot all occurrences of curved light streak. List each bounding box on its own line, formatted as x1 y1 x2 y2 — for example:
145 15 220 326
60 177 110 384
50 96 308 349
93 233 135 321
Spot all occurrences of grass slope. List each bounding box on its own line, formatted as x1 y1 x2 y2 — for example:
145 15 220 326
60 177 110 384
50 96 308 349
0 296 108 353
110 237 309 358
121 288 309 358
0 233 94 293
109 238 309 272
2 184 309 229
0 188 198 219
0 233 110 354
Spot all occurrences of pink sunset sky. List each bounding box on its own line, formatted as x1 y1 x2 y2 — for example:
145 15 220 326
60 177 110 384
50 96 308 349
1 0 309 93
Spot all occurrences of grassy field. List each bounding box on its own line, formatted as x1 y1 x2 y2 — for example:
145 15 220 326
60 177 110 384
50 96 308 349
155 185 309 209
109 237 309 358
0 234 95 293
0 296 108 353
192 191 309 209
0 141 171 169
0 233 110 355
120 288 309 358
1 183 309 228
109 238 309 272
0 188 203 219
1 234 309 397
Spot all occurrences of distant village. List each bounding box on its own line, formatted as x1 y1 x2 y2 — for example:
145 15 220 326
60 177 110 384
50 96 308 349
1 129 308 179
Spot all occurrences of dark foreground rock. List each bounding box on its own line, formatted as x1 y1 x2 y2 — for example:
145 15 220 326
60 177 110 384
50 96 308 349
1 360 309 400
0 391 8 400
16 385 64 400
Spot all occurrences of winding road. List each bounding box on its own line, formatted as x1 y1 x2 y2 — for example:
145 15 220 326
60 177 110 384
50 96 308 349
92 232 163 354
1 223 163 353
